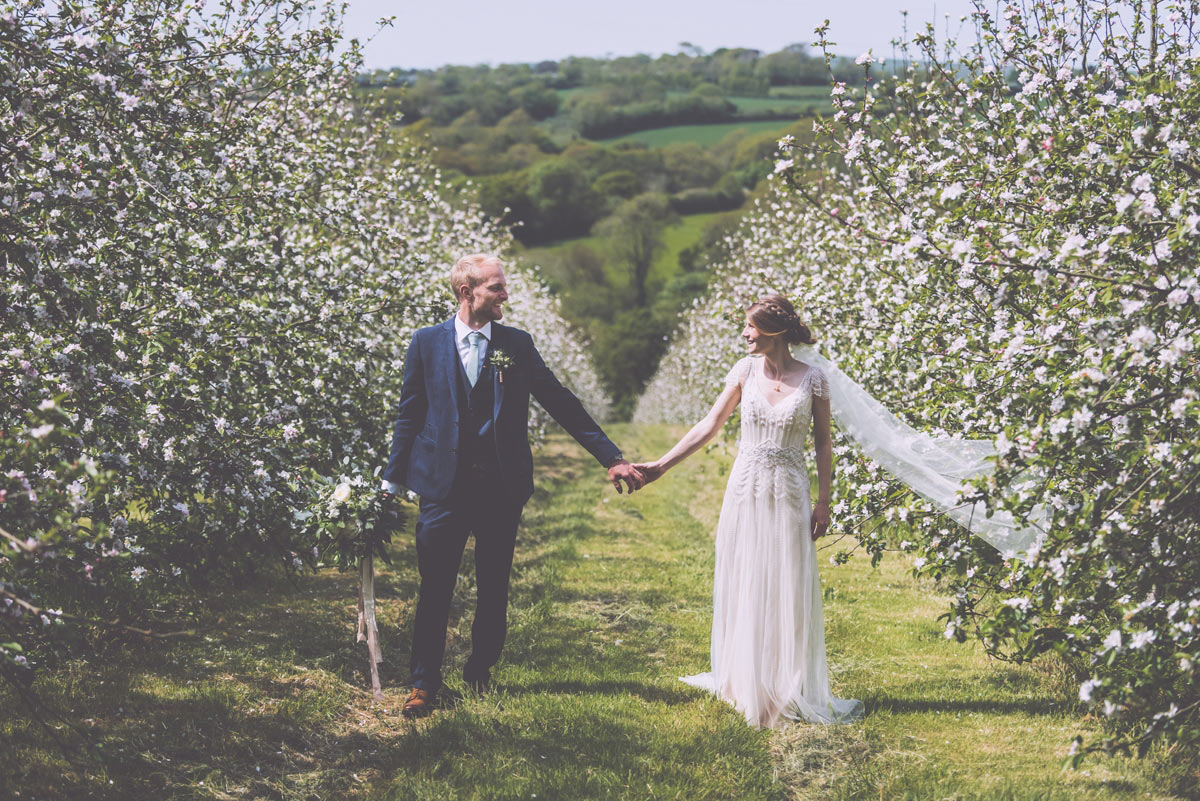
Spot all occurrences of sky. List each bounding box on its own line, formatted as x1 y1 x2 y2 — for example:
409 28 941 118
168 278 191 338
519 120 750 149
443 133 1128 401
342 0 983 71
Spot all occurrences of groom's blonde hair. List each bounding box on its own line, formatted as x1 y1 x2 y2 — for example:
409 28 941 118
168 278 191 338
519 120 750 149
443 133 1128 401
450 253 501 300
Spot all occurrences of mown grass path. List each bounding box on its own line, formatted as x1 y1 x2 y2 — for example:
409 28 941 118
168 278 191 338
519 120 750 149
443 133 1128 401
2 426 1194 800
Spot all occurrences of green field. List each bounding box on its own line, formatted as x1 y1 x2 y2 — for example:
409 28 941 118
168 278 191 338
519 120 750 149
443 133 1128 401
654 90 825 115
600 119 799 147
646 210 728 290
518 231 605 268
727 94 830 114
562 88 828 117
518 210 732 293
769 84 833 99
4 426 1193 799
553 86 593 101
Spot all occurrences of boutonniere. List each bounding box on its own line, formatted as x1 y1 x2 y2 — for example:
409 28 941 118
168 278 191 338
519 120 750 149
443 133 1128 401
486 347 515 383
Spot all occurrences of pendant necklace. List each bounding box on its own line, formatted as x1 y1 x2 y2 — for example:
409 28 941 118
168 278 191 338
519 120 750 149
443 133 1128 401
764 364 783 392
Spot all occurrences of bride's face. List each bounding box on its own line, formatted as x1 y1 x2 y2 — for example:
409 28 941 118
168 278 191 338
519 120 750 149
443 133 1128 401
742 319 766 354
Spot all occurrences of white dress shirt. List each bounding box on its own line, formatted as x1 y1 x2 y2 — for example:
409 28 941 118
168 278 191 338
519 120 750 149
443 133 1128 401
381 316 491 494
454 316 492 371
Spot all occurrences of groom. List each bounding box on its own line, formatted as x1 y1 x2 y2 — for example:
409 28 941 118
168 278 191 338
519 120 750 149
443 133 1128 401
381 253 644 717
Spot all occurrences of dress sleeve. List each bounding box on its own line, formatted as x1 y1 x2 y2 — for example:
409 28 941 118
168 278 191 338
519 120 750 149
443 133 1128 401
809 366 830 399
724 357 752 389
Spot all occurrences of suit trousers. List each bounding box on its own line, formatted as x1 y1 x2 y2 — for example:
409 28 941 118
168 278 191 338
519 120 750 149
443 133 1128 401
409 466 525 690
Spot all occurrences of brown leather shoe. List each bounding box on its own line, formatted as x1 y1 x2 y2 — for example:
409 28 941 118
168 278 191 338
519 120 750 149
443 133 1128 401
402 687 436 718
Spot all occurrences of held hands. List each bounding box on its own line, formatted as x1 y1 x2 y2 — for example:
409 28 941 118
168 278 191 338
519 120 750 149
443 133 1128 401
607 459 646 494
810 499 831 540
630 461 666 485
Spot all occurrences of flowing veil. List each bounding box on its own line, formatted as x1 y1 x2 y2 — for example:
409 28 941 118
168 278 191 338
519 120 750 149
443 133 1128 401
793 345 1047 559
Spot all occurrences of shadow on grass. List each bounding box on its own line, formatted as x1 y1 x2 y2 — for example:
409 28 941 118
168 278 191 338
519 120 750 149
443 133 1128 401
504 678 696 706
0 559 425 799
2 434 768 801
365 703 767 801
863 694 1071 717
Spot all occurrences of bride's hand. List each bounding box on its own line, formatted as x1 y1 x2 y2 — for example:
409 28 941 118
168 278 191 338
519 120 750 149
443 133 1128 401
811 500 831 540
632 462 666 484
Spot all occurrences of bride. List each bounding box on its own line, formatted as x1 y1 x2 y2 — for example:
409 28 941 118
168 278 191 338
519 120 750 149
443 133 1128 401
635 294 864 729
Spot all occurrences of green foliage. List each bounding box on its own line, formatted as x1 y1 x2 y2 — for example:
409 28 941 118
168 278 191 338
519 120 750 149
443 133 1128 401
1 402 115 675
563 141 664 176
727 93 831 114
422 108 560 175
593 193 677 307
574 93 738 140
718 64 769 97
601 119 801 147
476 169 535 228
591 169 641 200
677 212 742 272
521 209 724 417
668 177 745 215
527 160 605 239
512 81 561 119
590 313 673 420
756 43 830 86
661 142 724 190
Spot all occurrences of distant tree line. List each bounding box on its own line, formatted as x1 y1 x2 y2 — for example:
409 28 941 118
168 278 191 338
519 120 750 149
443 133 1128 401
470 125 795 245
358 44 866 129
573 92 737 139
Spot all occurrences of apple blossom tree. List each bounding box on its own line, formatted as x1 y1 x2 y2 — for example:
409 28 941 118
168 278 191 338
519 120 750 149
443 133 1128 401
637 0 1199 759
1 0 607 689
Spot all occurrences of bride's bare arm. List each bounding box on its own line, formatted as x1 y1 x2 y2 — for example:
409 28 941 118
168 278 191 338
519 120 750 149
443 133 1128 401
635 383 741 482
811 391 833 538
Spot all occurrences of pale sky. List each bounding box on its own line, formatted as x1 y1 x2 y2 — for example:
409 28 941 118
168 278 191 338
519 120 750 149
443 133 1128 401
343 0 983 71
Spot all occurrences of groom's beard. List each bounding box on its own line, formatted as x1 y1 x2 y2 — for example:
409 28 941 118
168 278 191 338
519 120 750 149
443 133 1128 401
475 301 503 321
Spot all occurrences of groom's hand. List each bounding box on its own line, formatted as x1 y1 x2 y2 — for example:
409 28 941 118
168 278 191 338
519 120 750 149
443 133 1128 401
377 489 404 532
631 462 665 484
607 459 645 494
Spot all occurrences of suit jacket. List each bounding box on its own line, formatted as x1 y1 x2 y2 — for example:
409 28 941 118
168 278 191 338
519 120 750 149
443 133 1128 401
383 317 621 505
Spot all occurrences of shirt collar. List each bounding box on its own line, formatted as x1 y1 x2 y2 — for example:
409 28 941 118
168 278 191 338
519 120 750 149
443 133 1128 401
454 315 492 344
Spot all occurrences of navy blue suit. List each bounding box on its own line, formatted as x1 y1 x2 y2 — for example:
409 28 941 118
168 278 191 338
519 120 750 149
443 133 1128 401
383 317 621 689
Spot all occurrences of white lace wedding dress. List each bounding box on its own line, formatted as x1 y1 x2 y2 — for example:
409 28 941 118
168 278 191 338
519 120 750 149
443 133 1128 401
681 356 864 729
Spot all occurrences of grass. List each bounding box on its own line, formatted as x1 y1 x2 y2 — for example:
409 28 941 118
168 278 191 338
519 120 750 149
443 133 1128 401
518 210 730 296
726 95 830 114
768 85 833 99
658 90 828 116
644 209 726 290
598 119 800 147
2 425 1196 800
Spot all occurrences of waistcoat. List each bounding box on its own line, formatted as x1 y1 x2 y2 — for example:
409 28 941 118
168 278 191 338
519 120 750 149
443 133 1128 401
455 359 499 477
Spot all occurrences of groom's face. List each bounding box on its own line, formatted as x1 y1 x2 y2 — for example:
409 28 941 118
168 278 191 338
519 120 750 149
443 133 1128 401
466 263 508 322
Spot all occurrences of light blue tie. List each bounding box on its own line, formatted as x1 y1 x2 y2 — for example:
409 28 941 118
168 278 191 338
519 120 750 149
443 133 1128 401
466 331 483 387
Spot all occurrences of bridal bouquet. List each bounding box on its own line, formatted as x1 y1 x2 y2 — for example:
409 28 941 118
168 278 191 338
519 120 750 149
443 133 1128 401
297 465 402 570
296 464 407 699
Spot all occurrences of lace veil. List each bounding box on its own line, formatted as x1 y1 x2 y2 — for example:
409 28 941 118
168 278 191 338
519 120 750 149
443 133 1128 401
793 344 1047 559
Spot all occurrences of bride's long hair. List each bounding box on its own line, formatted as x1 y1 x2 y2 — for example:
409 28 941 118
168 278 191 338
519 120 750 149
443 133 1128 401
747 294 816 345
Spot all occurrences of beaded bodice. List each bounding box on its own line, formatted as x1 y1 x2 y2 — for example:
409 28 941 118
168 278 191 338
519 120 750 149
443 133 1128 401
724 357 829 500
